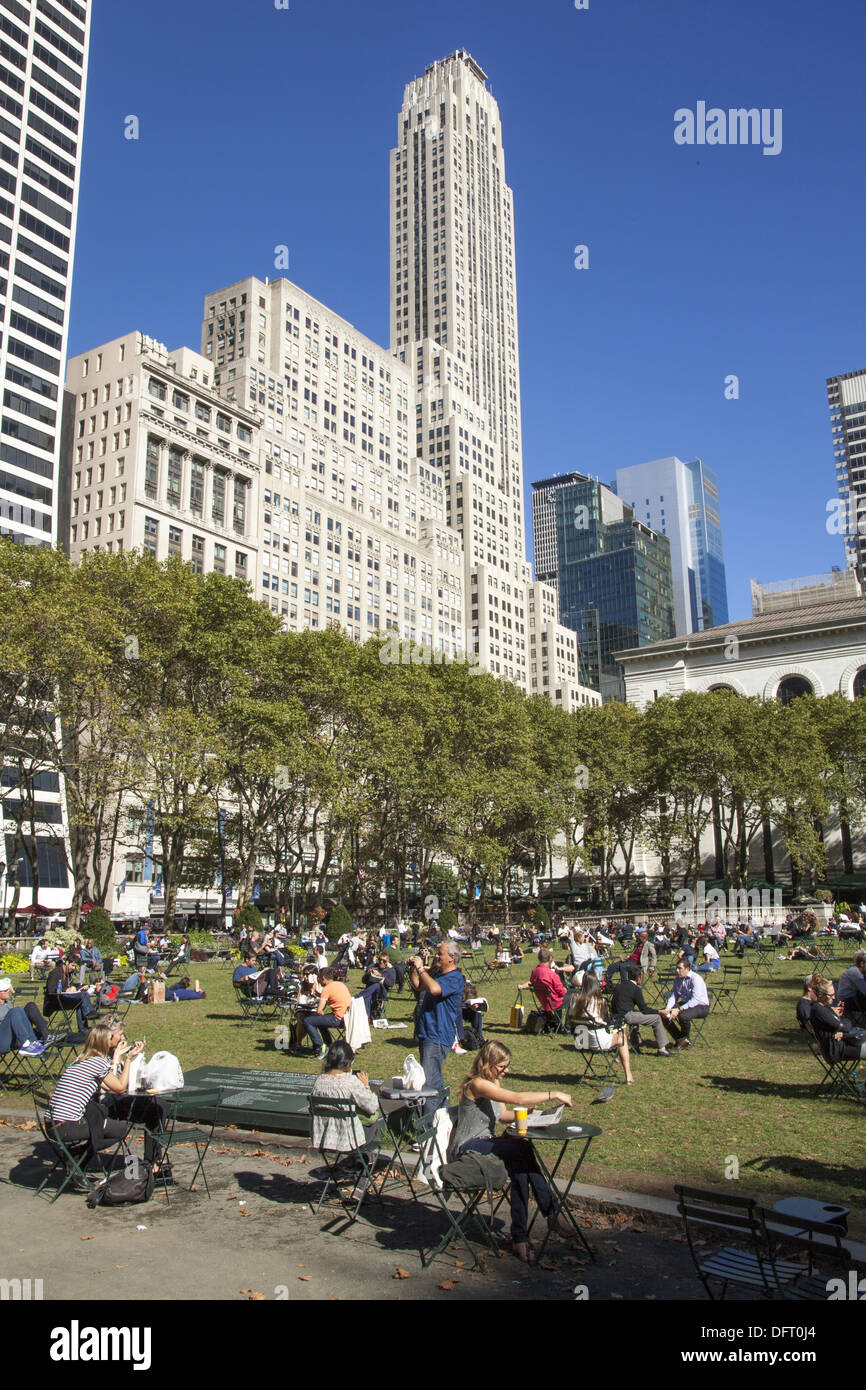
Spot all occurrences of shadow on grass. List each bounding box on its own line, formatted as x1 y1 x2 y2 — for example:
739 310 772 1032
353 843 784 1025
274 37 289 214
702 1073 829 1101
740 1153 866 1192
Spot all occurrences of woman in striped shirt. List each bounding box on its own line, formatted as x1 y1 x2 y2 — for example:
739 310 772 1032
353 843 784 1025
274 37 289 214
46 1026 147 1180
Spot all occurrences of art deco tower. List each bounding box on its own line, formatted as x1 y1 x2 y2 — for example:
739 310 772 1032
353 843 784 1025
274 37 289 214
390 51 530 685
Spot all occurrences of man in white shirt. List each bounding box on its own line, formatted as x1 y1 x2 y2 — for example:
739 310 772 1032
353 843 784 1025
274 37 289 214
658 959 710 1050
29 939 60 981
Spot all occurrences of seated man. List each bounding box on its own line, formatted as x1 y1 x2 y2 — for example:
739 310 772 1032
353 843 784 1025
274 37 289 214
29 937 60 981
0 977 48 1055
358 952 396 1019
44 957 95 1034
299 968 352 1058
78 939 104 987
518 947 566 1030
657 958 710 1050
836 952 866 1026
233 951 281 997
610 964 676 1058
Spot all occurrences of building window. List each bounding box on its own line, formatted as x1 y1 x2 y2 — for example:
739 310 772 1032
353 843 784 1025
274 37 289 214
190 534 204 574
168 525 182 556
233 477 246 535
167 446 183 508
213 543 226 574
853 669 866 699
143 515 158 556
235 551 247 580
776 675 813 706
148 377 166 402
144 436 160 500
212 471 226 525
189 459 204 517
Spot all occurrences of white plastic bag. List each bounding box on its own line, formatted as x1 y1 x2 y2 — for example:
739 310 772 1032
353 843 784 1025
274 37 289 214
402 1054 425 1091
143 1051 184 1092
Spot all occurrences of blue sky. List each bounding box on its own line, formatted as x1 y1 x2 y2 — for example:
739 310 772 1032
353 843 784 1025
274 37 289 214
69 0 866 621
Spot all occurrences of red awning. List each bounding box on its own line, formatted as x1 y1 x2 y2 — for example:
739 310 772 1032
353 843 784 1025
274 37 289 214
11 903 54 915
80 902 97 916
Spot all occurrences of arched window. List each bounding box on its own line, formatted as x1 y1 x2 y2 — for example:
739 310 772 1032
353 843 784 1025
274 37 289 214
853 668 866 699
777 675 813 706
708 684 738 695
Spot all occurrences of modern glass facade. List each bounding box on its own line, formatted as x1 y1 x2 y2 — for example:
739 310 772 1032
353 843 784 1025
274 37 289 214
614 456 728 635
532 473 675 700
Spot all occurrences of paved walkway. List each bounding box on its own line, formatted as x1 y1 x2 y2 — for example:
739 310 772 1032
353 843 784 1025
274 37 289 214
0 1116 710 1302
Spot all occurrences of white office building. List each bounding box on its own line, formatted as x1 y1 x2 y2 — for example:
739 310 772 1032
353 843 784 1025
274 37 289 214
0 0 92 546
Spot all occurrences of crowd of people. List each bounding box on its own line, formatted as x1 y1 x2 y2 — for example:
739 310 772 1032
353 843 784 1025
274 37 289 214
8 895 864 1262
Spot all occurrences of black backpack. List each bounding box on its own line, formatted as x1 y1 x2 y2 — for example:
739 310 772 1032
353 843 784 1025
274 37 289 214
86 1159 154 1208
522 1010 548 1036
462 1024 481 1051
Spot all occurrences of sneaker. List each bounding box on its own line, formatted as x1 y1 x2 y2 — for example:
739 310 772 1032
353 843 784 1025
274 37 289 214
315 1046 328 1059
18 1040 46 1055
657 1050 678 1058
452 1043 467 1055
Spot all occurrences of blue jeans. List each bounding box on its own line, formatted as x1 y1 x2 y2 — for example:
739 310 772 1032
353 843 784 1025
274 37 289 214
304 1013 340 1050
418 1038 450 1115
461 1134 553 1244
360 983 385 1018
0 1006 37 1052
64 992 94 1033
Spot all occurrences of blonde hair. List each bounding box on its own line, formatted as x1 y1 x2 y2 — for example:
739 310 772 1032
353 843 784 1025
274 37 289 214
459 1040 511 1099
79 1025 114 1061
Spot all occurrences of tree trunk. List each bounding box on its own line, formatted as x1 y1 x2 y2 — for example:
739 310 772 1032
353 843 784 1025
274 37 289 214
762 815 775 883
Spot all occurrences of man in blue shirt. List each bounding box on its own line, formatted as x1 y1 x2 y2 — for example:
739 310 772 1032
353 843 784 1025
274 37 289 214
408 941 465 1113
658 958 710 1049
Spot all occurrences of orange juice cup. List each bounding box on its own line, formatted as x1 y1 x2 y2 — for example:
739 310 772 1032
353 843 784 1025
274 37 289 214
515 1106 528 1136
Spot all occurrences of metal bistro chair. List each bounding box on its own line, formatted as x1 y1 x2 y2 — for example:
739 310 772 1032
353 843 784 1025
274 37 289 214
146 1085 224 1204
414 1111 503 1269
711 964 743 1017
759 1206 860 1300
571 1018 620 1088
802 1020 862 1102
233 979 278 1026
31 1083 132 1203
308 1094 386 1226
675 1185 801 1300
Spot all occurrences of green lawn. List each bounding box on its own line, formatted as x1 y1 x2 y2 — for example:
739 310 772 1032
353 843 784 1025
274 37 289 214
6 944 864 1229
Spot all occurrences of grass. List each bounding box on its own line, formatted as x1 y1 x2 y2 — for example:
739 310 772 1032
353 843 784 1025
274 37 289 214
5 942 864 1229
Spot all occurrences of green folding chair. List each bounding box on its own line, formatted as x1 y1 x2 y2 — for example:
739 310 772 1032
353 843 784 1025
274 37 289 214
31 1084 132 1202
414 1113 503 1269
308 1095 386 1226
146 1085 224 1204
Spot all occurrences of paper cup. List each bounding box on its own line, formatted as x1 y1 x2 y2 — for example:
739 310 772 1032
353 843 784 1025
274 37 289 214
515 1106 528 1136
392 1076 403 1090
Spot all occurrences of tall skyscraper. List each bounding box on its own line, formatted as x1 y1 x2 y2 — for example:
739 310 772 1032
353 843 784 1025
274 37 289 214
827 369 866 586
614 456 728 634
390 51 533 686
532 472 675 700
0 0 93 546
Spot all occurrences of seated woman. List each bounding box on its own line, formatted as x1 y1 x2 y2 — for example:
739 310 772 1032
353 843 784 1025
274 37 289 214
310 1039 378 1152
569 972 635 1084
45 1025 165 1184
451 1041 573 1263
808 980 866 1061
165 976 206 1002
695 934 721 972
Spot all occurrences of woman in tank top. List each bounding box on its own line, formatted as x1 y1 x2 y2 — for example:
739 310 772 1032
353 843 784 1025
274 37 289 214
452 1040 573 1263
